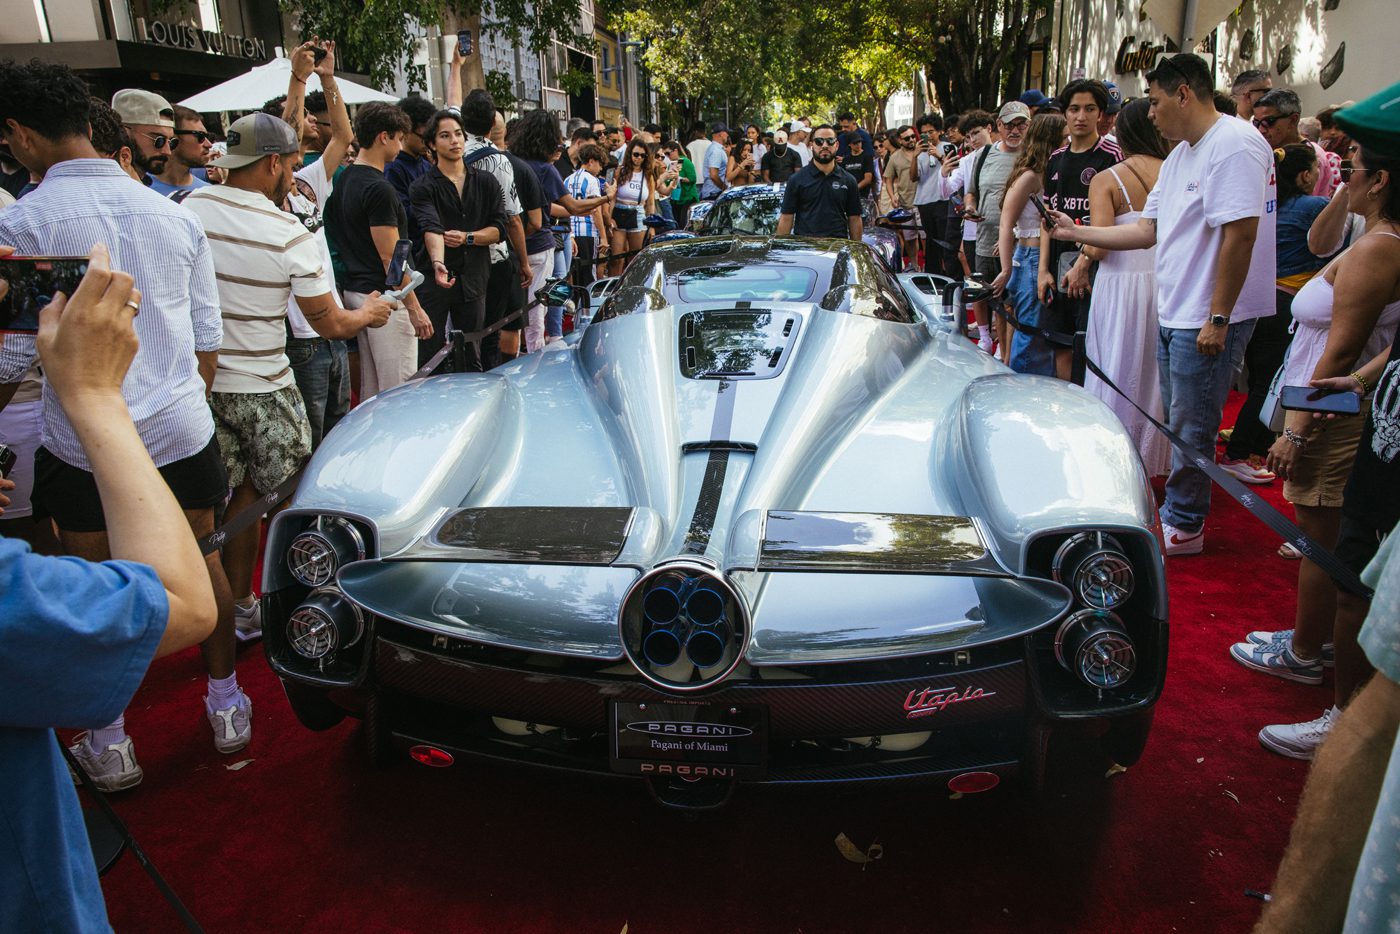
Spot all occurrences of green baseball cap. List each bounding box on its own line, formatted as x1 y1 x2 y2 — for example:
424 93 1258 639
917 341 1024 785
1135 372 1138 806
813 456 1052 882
1335 81 1400 159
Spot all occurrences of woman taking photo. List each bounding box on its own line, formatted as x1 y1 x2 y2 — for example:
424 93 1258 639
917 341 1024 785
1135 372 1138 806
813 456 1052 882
1080 98 1172 476
990 111 1065 375
607 138 655 276
728 138 758 187
1220 143 1333 482
1235 141 1400 760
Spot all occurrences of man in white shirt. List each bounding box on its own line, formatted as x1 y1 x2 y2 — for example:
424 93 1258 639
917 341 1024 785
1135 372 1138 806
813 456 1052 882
182 113 395 752
1049 53 1277 556
788 121 812 166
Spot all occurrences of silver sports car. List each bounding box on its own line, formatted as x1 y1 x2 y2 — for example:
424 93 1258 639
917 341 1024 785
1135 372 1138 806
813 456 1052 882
262 236 1167 808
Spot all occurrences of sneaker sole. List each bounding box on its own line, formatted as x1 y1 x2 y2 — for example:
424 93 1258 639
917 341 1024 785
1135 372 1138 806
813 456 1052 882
234 627 263 643
1164 541 1204 556
215 735 252 754
1258 730 1318 760
1229 646 1324 684
77 766 144 793
1219 467 1275 485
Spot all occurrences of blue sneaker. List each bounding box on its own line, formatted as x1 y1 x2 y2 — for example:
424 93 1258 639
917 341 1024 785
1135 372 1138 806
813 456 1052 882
1230 635 1324 685
1246 629 1334 668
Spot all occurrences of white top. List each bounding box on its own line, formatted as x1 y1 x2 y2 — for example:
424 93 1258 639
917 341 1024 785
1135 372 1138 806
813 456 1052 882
935 148 984 240
615 172 649 206
283 160 338 339
183 186 326 394
1143 114 1277 329
687 139 711 171
914 151 944 205
1284 234 1400 387
790 142 812 166
0 159 219 470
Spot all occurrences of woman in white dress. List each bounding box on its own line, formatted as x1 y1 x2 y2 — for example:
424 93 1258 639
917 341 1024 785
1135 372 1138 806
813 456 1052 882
1081 99 1173 476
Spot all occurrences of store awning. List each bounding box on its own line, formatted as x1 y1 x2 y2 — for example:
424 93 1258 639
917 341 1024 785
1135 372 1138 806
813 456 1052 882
178 56 397 112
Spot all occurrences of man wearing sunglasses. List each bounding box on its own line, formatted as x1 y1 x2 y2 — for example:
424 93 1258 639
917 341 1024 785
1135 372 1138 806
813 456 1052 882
776 125 863 241
111 89 175 188
1254 88 1341 196
150 104 212 196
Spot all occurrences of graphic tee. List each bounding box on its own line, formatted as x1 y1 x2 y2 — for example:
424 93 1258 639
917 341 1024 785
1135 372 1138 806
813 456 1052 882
1143 114 1277 328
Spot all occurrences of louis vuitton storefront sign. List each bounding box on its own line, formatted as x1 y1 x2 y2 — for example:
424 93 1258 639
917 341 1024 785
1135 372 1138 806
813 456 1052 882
135 17 268 60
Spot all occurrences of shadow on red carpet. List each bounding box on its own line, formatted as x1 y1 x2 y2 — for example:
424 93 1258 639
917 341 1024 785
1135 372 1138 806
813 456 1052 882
92 393 1326 933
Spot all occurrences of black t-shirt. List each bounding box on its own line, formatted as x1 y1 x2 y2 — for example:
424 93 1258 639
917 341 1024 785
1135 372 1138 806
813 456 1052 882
323 163 408 294
779 163 861 239
1045 138 1122 269
1344 325 1400 531
505 152 545 254
526 158 568 254
762 146 802 183
841 151 875 194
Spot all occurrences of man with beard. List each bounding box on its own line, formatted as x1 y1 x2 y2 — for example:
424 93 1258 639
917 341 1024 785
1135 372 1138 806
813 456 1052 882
111 89 175 187
776 124 862 240
885 125 922 265
182 115 395 742
150 105 211 195
761 128 802 183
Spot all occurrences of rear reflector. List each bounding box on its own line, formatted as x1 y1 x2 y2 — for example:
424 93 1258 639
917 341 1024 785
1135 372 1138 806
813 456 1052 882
408 745 454 767
947 771 1000 794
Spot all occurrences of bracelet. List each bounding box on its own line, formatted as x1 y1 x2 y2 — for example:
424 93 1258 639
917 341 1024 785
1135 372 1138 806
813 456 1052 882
1283 427 1310 448
291 74 307 84
1351 371 1369 395
432 259 446 268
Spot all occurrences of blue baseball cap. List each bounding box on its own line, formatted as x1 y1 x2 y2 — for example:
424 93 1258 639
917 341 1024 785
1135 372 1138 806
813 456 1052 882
1104 81 1123 114
1019 88 1051 108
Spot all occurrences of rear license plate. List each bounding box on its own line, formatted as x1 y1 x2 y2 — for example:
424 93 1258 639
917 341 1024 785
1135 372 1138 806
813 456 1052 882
609 700 766 780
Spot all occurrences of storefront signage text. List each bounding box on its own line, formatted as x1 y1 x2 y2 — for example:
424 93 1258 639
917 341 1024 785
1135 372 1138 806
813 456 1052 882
135 17 268 60
1115 36 1165 74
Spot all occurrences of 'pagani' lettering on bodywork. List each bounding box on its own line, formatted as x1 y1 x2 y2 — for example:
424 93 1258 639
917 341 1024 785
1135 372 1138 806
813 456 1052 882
903 686 998 719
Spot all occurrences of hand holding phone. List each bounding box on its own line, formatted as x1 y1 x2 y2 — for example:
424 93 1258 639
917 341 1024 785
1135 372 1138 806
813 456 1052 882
1280 384 1362 416
385 238 412 290
457 29 472 57
0 255 90 332
1028 192 1053 228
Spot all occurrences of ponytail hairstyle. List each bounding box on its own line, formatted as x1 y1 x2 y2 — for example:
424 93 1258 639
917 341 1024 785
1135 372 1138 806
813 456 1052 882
1274 143 1317 203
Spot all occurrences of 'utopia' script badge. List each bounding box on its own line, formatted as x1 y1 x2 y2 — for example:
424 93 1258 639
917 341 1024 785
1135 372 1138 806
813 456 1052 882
903 685 997 719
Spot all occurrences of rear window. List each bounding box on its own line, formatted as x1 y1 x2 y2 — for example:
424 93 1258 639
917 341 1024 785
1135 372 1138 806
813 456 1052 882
674 264 818 303
706 195 781 235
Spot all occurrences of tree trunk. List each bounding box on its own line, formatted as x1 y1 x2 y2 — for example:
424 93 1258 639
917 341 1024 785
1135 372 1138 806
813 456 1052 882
459 13 487 94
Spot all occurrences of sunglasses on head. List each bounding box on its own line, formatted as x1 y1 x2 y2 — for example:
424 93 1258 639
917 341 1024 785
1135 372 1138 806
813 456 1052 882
812 136 839 146
1252 114 1288 128
175 129 211 143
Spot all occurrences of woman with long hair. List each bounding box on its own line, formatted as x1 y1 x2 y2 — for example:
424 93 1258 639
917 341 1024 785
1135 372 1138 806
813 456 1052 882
1080 97 1173 476
728 138 758 187
991 111 1066 373
1235 141 1400 759
607 137 655 276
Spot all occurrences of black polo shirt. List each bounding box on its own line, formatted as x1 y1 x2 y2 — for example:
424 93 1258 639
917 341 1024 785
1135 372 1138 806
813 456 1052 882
779 163 861 238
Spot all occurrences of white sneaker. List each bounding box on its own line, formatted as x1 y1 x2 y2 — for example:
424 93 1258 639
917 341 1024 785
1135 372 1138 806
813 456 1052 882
1218 456 1276 484
234 598 262 643
206 691 253 754
1161 522 1204 556
68 732 144 792
1259 706 1338 760
977 338 995 355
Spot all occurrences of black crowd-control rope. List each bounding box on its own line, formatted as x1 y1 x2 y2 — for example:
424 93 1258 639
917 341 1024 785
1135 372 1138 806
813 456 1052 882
996 305 1374 599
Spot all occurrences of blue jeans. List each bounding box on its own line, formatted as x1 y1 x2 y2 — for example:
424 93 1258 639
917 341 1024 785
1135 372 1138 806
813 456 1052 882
1157 320 1256 533
286 335 350 449
1007 245 1053 376
546 231 571 339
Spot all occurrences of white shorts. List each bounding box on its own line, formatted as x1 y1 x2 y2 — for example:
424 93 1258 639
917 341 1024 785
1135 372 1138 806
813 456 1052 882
0 399 43 518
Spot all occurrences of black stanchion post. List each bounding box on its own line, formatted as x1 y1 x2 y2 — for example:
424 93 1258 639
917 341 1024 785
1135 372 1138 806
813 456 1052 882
448 329 467 374
1071 330 1087 387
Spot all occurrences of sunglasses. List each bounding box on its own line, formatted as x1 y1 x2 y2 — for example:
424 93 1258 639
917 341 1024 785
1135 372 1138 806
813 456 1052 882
175 129 211 143
900 134 916 142
1252 114 1289 128
142 132 173 149
812 137 839 146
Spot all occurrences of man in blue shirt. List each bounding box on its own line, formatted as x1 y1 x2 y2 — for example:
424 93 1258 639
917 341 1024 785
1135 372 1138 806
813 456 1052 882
384 95 437 221
0 244 218 932
699 122 731 201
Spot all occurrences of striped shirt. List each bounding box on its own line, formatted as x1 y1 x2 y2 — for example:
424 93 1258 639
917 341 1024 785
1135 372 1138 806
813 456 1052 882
182 185 326 394
0 159 219 471
565 167 601 238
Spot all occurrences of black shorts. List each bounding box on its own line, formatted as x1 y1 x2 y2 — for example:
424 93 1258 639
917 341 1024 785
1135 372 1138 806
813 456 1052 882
486 256 524 333
1334 514 1387 579
33 435 226 533
964 240 977 271
1047 293 1092 338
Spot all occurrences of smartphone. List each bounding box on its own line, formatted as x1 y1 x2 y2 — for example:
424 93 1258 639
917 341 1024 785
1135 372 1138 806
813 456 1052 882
1028 193 1053 227
1280 384 1362 415
311 45 328 64
939 141 957 159
0 443 15 480
0 255 89 332
605 167 616 184
386 239 412 289
457 29 472 57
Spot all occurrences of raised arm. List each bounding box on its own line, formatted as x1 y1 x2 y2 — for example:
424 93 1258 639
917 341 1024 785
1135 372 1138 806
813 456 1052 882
313 41 352 182
1308 184 1353 257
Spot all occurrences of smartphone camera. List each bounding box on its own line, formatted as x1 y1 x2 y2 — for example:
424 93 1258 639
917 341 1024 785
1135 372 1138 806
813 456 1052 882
311 45 328 64
0 256 89 333
0 443 15 480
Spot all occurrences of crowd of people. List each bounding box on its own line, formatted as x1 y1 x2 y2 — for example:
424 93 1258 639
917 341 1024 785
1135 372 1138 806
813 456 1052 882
2 30 1400 932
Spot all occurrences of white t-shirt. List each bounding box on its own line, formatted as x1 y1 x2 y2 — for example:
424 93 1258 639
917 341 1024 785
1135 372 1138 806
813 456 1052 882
935 148 983 240
283 160 338 339
790 142 812 166
687 139 711 171
1143 115 1277 329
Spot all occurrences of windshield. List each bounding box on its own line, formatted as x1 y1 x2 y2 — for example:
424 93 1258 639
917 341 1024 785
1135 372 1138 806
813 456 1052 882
706 194 781 235
675 264 818 302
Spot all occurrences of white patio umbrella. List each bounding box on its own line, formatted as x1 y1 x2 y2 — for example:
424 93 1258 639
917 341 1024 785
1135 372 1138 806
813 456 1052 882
178 56 398 112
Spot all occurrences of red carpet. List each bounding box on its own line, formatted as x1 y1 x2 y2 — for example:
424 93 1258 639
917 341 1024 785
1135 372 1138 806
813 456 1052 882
89 392 1325 933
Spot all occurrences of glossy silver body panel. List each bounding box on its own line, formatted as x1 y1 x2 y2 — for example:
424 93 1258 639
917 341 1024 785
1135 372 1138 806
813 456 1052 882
285 238 1164 668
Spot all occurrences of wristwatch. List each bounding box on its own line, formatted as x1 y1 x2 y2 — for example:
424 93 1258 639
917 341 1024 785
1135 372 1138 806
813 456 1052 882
1209 313 1230 327
466 232 475 246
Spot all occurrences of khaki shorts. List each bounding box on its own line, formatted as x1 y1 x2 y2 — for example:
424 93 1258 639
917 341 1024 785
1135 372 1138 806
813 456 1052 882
211 385 312 495
1283 405 1367 508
